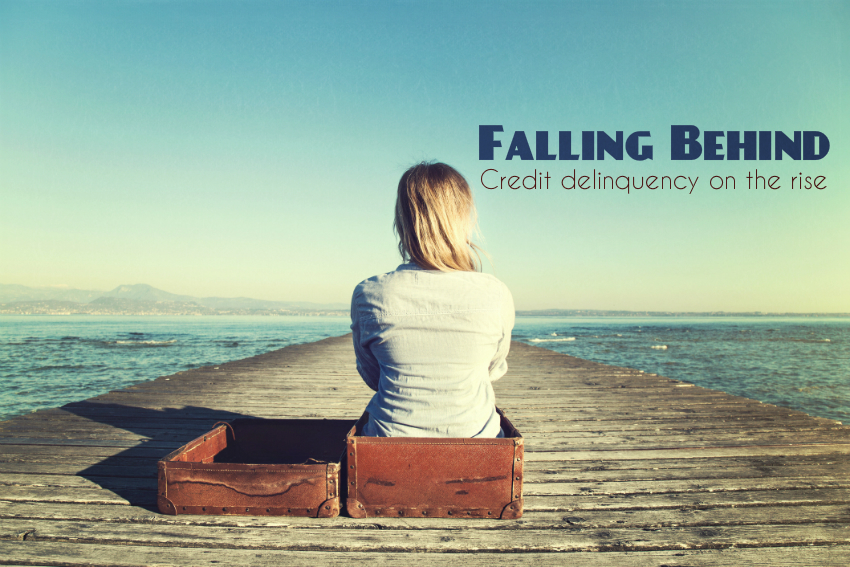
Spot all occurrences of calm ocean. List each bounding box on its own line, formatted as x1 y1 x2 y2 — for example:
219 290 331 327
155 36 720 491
1 316 847 424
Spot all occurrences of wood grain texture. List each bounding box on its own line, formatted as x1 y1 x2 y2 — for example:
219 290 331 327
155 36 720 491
1 334 848 566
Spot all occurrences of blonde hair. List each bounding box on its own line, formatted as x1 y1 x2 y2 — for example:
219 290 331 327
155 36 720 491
394 162 481 272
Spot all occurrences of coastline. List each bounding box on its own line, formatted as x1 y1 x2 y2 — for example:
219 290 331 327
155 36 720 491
3 309 849 317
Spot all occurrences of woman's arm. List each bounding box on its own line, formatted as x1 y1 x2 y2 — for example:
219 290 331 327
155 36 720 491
351 290 381 391
489 282 515 381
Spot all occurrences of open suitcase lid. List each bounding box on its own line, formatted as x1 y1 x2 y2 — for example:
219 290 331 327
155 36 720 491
160 418 357 467
157 418 357 518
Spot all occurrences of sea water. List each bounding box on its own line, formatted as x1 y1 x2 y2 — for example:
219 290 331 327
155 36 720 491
0 316 847 424
0 316 351 422
514 317 849 424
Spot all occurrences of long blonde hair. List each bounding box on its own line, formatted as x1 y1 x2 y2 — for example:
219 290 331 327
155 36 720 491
394 162 481 272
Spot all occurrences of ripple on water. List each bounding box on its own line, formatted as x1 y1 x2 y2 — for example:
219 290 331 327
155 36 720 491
0 315 352 422
513 317 849 424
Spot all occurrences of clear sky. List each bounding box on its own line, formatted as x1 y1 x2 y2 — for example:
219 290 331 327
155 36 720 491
1 0 847 312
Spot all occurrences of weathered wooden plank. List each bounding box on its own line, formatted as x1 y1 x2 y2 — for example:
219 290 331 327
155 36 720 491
0 474 152 490
4 419 844 439
0 462 159 477
5 432 847 453
526 489 850 511
525 444 850 460
0 485 147 505
2 502 848 531
11 409 836 430
15 414 833 434
1 541 847 567
525 462 850 482
0 444 171 459
2 519 849 552
0 438 175 449
20 411 831 432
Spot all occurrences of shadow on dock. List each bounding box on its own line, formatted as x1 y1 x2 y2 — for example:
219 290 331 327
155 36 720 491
63 402 253 511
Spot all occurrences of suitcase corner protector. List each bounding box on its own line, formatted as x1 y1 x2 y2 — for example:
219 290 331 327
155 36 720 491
158 495 178 516
317 497 341 518
346 498 368 518
499 498 523 519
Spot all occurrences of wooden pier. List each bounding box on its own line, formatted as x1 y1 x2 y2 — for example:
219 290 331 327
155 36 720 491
2 335 849 565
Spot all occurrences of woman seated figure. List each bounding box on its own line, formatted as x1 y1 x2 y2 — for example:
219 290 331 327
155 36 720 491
350 162 515 437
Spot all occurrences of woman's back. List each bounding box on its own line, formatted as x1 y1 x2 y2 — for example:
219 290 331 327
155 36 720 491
351 161 514 437
351 262 514 437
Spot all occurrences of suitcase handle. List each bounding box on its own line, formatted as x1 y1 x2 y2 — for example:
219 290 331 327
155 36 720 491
212 421 236 441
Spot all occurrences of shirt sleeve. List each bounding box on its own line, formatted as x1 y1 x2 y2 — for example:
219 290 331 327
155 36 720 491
351 288 381 392
488 282 515 381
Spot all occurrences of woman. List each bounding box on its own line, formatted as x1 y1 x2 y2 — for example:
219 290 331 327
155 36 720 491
350 162 515 437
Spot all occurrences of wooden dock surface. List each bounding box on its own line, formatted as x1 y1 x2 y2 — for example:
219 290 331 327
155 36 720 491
1 335 849 566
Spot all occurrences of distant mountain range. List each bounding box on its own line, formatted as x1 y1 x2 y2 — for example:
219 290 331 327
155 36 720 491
0 284 348 316
1 284 846 317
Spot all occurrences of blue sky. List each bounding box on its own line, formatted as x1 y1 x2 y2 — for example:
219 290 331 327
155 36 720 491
1 0 847 311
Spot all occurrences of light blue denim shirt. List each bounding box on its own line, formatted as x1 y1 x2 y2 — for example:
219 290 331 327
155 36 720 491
350 262 515 437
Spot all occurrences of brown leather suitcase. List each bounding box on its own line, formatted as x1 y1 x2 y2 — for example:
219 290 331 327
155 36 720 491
345 409 524 519
157 418 354 517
